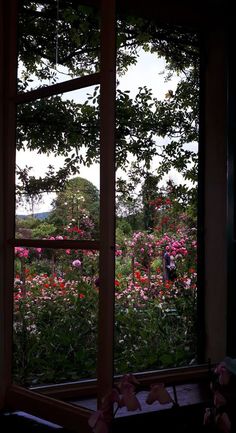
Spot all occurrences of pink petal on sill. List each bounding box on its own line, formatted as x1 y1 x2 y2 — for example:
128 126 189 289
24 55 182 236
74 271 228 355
121 393 142 411
146 383 173 405
215 412 231 433
88 411 109 433
88 410 103 428
214 390 227 408
127 373 140 385
119 373 139 391
203 408 214 425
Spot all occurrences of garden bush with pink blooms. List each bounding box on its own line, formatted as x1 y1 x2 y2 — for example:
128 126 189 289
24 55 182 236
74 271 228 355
13 223 197 386
13 185 198 387
114 226 197 374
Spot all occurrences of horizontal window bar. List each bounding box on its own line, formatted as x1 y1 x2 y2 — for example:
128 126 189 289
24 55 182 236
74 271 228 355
10 238 100 250
15 73 100 104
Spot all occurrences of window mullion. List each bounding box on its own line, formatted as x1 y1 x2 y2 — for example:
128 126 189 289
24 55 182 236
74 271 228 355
0 0 18 407
97 0 116 406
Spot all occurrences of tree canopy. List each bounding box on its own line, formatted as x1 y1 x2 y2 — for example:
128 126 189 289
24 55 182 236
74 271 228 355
16 1 200 215
48 176 99 237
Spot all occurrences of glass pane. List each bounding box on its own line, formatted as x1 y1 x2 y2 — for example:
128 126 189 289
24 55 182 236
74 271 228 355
13 247 99 386
17 1 100 91
16 87 100 240
115 18 199 374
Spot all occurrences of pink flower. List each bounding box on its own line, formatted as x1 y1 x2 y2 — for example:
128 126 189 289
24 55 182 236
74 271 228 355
15 247 29 258
215 412 231 433
88 411 109 433
115 249 122 256
72 259 81 268
203 408 214 425
214 390 227 408
146 383 173 405
118 374 141 411
120 382 141 411
88 389 120 433
215 362 231 385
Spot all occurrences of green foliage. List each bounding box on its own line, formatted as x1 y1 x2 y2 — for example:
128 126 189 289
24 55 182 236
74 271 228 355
31 222 56 239
49 176 99 237
142 173 161 231
16 96 100 196
114 287 197 374
151 257 162 271
116 219 132 251
115 257 132 279
13 4 200 386
16 216 41 238
16 3 200 214
13 283 98 386
18 2 101 83
13 274 197 385
13 204 197 386
116 219 132 236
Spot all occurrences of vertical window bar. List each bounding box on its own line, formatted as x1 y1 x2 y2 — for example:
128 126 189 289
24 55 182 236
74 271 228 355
226 28 236 357
0 0 18 406
197 32 206 363
97 0 116 406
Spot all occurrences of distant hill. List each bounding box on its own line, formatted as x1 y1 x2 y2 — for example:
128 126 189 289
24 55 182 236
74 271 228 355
16 211 50 220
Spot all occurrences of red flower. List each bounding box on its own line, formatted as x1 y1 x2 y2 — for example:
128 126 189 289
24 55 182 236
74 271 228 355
189 268 196 274
140 276 148 283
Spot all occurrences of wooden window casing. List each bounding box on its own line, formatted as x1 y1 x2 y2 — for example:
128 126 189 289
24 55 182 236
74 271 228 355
0 0 231 430
0 0 116 429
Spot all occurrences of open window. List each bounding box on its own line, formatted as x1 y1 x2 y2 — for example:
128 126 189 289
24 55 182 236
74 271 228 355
0 0 231 431
1 0 116 428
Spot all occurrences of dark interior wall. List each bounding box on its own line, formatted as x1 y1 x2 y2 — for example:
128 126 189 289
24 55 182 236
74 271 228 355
116 0 227 29
0 0 5 408
0 0 18 408
204 29 228 362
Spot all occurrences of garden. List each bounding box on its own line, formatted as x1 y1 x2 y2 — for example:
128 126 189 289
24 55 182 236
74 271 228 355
13 179 198 387
14 3 200 388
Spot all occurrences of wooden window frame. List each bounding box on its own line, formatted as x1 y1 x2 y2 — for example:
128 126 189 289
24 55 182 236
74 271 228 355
0 0 231 430
226 28 236 358
0 0 116 429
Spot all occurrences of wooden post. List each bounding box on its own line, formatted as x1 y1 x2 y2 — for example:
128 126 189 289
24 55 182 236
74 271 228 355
0 0 18 408
97 0 116 406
